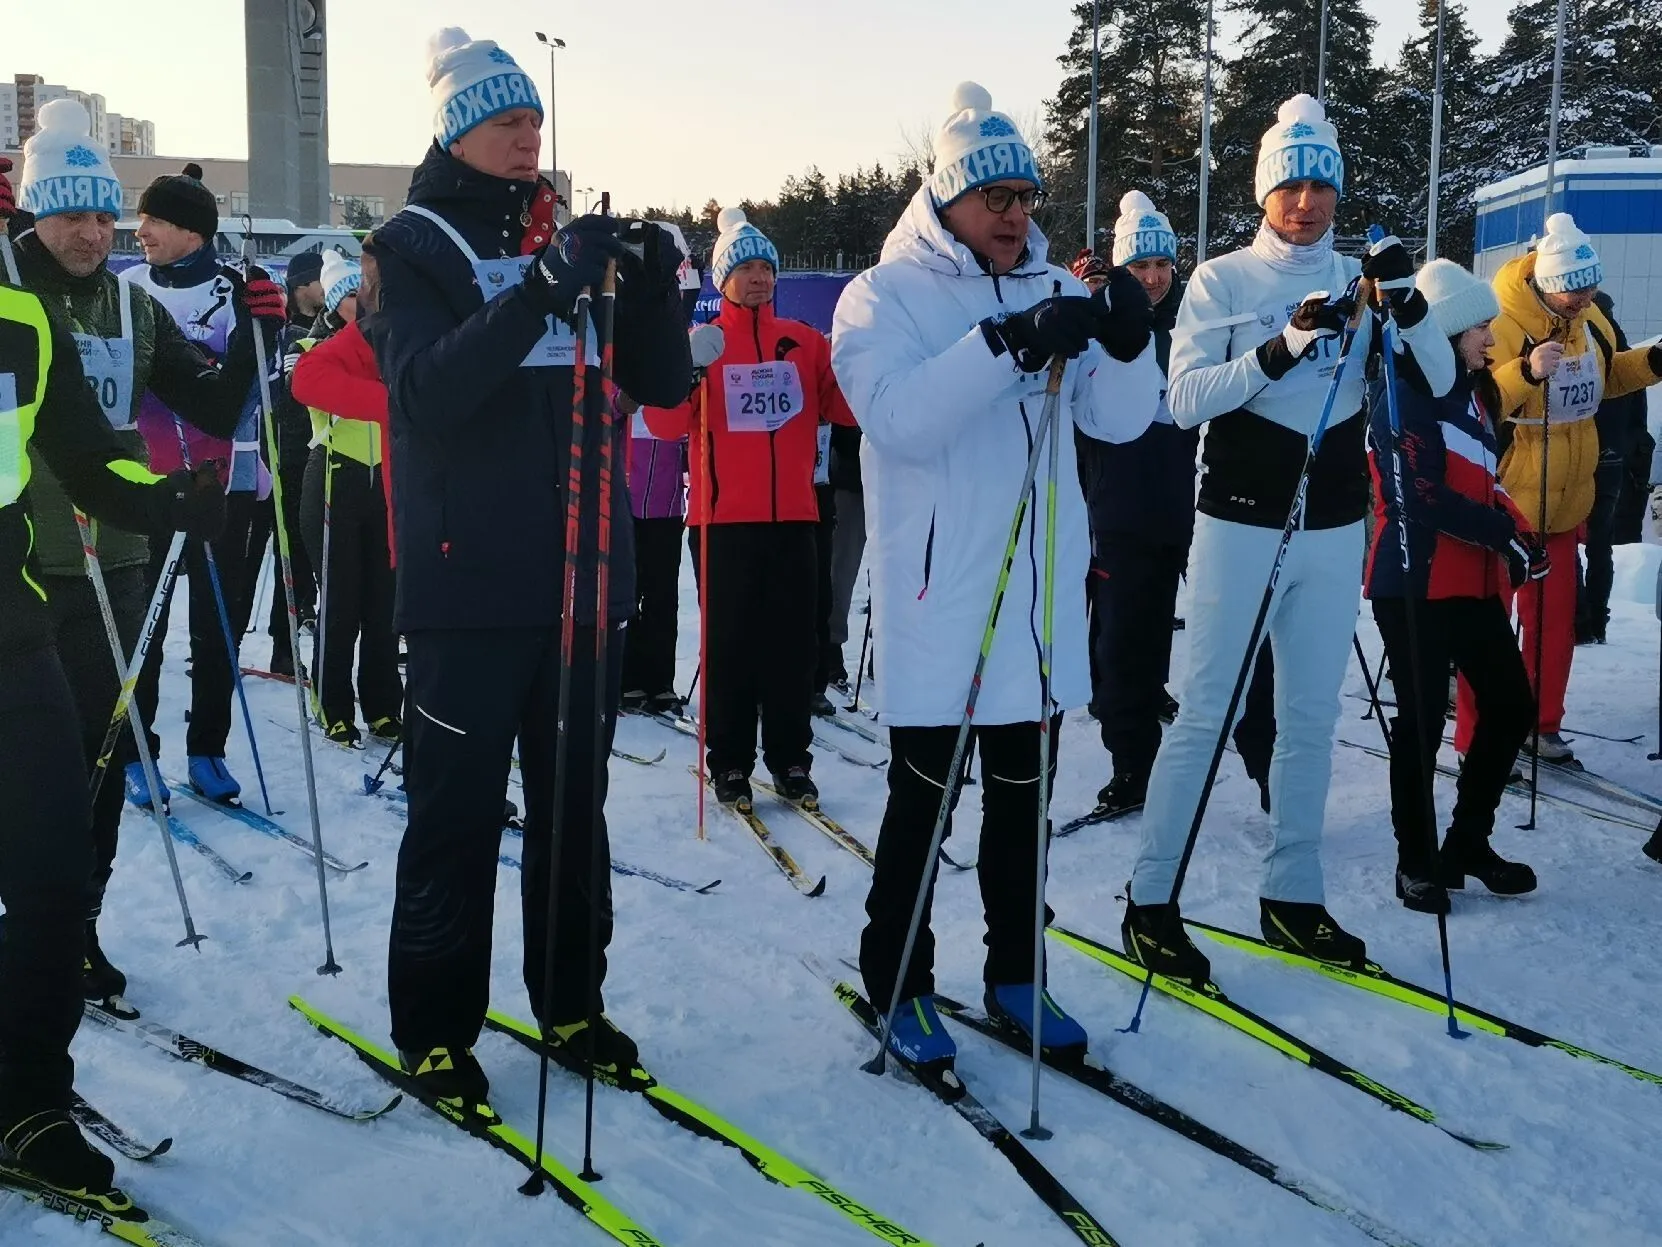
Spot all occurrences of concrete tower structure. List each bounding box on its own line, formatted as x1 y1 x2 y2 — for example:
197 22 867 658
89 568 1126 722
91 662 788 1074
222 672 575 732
245 0 330 225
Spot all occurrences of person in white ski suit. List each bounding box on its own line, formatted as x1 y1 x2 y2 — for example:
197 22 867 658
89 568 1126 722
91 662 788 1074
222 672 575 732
1122 94 1454 981
832 82 1163 1068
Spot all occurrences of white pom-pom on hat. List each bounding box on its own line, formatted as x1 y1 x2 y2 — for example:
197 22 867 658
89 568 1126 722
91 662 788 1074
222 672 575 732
716 207 748 233
1543 212 1576 238
949 81 994 115
1118 189 1157 217
426 26 472 81
36 97 92 136
1278 93 1326 124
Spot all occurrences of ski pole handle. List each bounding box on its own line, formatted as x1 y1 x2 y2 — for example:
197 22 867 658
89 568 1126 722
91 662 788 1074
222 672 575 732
1045 280 1068 396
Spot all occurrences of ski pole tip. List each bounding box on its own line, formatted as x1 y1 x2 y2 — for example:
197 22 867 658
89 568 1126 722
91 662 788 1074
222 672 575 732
317 959 343 977
861 1053 888 1077
177 934 208 950
518 1173 546 1197
579 1165 602 1183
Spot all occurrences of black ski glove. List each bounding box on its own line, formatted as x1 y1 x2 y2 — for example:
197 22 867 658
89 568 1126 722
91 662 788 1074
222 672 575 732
618 220 686 300
1257 291 1351 381
1091 269 1154 362
1504 532 1551 589
522 215 632 321
1362 233 1429 329
147 461 226 540
981 296 1098 374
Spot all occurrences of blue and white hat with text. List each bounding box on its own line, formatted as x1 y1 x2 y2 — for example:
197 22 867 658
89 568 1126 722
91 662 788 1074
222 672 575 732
320 251 362 315
929 82 1042 209
711 208 779 292
1532 212 1603 295
1254 94 1344 207
17 98 124 221
427 27 544 148
1111 191 1178 266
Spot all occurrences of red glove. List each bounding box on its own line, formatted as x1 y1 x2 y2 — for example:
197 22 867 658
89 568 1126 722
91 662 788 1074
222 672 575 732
241 274 286 324
0 156 16 220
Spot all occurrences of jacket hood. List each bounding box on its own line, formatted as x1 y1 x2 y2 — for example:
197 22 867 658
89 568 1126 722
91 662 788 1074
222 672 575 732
879 183 1051 279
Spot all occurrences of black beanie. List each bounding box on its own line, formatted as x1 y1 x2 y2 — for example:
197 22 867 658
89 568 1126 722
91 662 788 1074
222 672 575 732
137 162 218 241
284 251 324 291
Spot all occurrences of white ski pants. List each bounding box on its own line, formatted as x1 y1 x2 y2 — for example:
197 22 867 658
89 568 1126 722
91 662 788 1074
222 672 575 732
1130 514 1364 906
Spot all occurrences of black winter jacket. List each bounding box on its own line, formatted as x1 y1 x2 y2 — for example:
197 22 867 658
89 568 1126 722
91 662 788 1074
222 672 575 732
366 145 692 631
1077 277 1199 545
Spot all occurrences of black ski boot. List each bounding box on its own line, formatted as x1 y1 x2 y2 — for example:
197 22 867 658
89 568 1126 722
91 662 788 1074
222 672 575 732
1121 892 1211 986
771 765 819 809
1092 773 1147 821
269 643 295 679
620 689 649 713
713 770 753 811
1440 836 1537 895
809 692 836 717
1260 899 1368 968
397 1046 491 1112
83 920 137 1019
648 690 685 718
541 1015 646 1089
1645 820 1662 864
0 1108 124 1209
1394 867 1451 916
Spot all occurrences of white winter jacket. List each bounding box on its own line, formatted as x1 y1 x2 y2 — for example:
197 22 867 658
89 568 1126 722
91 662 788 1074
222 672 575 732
831 188 1163 727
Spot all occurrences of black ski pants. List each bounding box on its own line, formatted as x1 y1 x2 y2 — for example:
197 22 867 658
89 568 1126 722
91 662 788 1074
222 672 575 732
621 516 684 699
388 624 622 1051
301 449 401 731
1372 595 1534 872
698 522 817 778
1091 536 1186 782
268 460 315 652
813 484 838 694
860 718 1062 1008
1577 459 1624 638
0 645 94 1116
43 567 146 914
136 490 260 759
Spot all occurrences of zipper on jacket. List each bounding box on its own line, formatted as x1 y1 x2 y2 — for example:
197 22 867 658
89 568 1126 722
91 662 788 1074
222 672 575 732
748 306 780 522
918 510 936 600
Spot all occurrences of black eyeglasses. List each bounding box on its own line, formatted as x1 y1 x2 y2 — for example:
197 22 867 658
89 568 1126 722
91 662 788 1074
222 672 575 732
978 185 1047 215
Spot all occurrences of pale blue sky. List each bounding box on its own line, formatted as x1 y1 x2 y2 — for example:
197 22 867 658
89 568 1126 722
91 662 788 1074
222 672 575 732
8 0 1517 213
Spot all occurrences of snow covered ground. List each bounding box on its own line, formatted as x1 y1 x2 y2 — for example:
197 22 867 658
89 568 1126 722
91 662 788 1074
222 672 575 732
10 538 1662 1247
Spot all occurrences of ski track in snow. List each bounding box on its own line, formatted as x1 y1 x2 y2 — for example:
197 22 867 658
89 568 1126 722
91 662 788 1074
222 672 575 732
18 542 1662 1247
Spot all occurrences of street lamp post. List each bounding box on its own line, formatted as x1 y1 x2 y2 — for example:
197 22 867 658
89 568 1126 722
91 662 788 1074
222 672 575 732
577 187 595 214
534 32 565 218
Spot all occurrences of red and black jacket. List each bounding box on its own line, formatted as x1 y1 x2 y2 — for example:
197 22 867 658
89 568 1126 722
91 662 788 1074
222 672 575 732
1365 357 1532 601
643 300 855 525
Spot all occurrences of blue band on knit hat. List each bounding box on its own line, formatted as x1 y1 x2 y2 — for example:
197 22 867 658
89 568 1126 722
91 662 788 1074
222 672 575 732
20 168 124 220
1535 251 1603 294
438 70 542 146
1120 227 1177 265
1256 143 1345 199
712 231 779 290
930 141 1041 208
325 271 362 314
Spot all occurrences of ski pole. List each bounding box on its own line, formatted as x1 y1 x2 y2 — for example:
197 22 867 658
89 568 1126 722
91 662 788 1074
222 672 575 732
1122 273 1376 1036
313 420 336 728
523 265 601 1198
74 510 203 948
851 569 873 712
1519 327 1559 831
1371 240 1466 1039
578 246 622 1184
697 372 712 842
1023 323 1067 1141
88 531 185 806
168 412 273 814
245 236 340 976
1353 632 1394 752
867 351 1068 1078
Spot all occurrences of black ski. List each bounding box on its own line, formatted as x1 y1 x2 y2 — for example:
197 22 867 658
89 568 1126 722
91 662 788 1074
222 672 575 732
804 956 1122 1247
69 1093 172 1162
0 1168 205 1246
82 1003 401 1121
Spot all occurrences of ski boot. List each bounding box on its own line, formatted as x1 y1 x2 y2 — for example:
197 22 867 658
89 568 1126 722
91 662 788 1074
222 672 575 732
0 1107 126 1212
712 770 753 812
1439 835 1537 896
1644 822 1662 864
1121 892 1211 986
123 762 169 812
1394 867 1451 916
985 983 1087 1062
1092 773 1147 821
619 689 649 713
540 1015 646 1089
648 690 685 717
770 765 819 810
269 643 295 679
83 921 137 1019
323 720 362 748
186 756 241 804
1260 899 1368 969
1530 732 1575 763
398 1046 492 1115
367 715 402 745
886 996 956 1073
1158 691 1180 725
809 692 836 717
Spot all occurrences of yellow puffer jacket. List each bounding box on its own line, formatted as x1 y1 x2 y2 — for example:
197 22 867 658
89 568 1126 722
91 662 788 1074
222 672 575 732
1488 252 1660 534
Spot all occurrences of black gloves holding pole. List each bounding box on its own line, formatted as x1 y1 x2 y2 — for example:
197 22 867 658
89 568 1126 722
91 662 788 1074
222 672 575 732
145 460 228 540
981 267 1153 374
522 215 687 322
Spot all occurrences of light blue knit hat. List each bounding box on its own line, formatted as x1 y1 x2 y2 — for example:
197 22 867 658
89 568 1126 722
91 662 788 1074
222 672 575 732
320 251 362 314
18 99 124 220
711 208 779 290
928 82 1042 208
428 27 544 147
1532 212 1603 294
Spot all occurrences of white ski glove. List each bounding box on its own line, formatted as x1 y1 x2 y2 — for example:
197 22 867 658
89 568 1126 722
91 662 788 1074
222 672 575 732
1256 291 1347 381
689 324 725 372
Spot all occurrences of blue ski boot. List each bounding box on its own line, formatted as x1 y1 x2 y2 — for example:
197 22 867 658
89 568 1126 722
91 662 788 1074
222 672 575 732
887 995 957 1071
986 983 1089 1060
187 755 241 804
123 762 169 811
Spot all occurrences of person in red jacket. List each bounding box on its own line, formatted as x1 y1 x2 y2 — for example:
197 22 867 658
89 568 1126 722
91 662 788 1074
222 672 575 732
644 209 855 810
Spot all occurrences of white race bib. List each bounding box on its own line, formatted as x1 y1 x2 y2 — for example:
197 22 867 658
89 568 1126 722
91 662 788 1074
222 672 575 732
73 332 137 430
0 372 20 507
472 255 597 370
723 361 804 432
1545 344 1603 426
814 423 832 485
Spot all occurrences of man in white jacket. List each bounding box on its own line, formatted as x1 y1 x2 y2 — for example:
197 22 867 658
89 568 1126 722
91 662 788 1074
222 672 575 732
1120 95 1453 984
832 83 1163 1071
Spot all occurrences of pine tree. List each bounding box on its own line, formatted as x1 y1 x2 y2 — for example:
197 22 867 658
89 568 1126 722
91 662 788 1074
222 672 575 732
1209 0 1379 248
1040 0 1207 258
1372 0 1489 261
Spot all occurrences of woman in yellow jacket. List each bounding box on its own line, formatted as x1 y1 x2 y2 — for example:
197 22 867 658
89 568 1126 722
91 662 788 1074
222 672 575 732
1454 213 1662 763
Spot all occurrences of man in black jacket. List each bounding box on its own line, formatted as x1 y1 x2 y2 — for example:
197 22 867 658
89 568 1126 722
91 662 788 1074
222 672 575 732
367 27 691 1103
1578 291 1647 644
